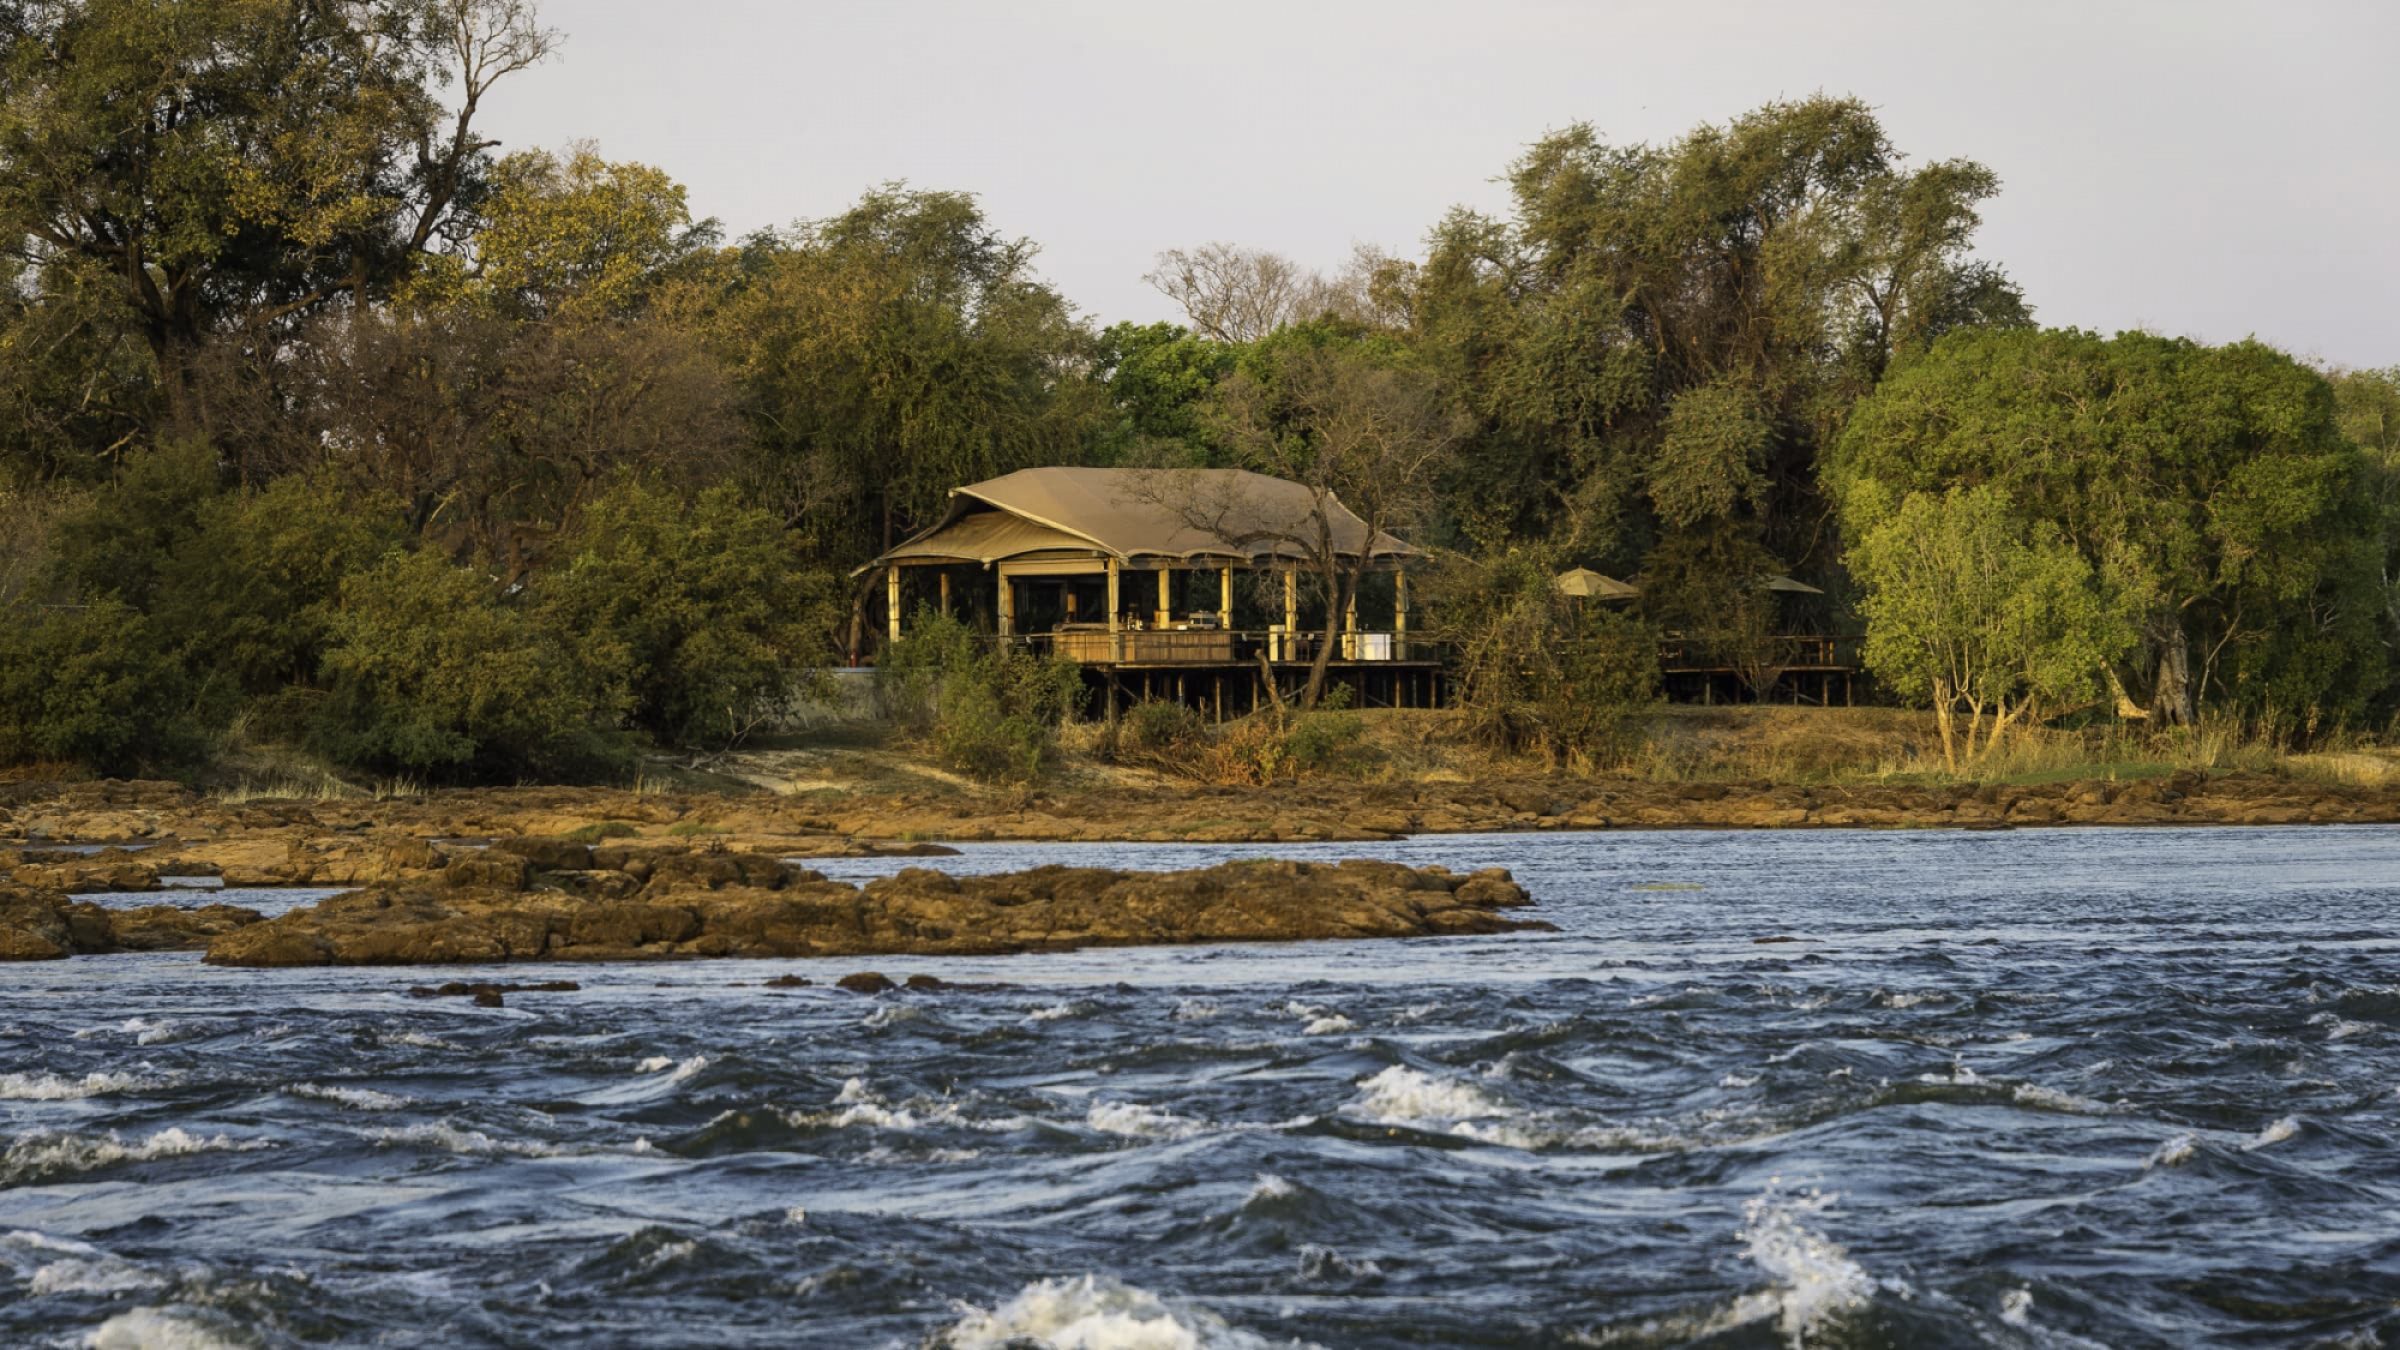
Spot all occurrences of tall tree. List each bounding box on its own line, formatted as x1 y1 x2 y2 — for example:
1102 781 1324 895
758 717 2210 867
0 0 555 433
703 186 1108 560
1202 344 1466 709
1404 97 2027 586
1848 485 2123 767
1832 328 2384 732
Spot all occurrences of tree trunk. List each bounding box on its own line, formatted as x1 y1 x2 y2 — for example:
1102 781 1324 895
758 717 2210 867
2151 621 2197 726
1933 677 1958 772
1301 562 1358 711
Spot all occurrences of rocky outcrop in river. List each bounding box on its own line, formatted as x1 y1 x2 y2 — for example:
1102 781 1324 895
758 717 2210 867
199 851 1542 967
0 882 262 960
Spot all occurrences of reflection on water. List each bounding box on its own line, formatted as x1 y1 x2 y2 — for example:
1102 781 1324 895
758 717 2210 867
6 825 2400 1347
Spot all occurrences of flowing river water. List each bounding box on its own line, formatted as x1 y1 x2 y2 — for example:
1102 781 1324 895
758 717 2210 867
5 825 2400 1348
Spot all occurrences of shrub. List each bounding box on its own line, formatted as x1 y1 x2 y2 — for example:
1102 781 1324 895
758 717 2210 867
1433 547 1661 761
310 550 630 782
537 480 842 748
0 599 202 775
877 611 1083 783
1114 698 1209 759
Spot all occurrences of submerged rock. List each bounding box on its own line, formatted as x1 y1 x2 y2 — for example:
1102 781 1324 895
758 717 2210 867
199 857 1547 968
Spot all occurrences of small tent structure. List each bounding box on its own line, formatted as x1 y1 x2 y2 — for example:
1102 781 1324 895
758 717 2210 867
1553 567 1639 601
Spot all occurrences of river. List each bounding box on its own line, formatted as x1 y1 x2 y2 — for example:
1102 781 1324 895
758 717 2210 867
5 825 2399 1347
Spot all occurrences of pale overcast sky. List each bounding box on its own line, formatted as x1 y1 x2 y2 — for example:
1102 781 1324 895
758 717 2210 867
482 0 2397 368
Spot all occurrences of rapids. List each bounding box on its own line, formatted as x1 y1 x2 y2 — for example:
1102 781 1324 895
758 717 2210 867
5 825 2400 1347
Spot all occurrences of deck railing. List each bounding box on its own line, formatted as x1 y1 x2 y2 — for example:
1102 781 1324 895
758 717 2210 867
978 627 1438 666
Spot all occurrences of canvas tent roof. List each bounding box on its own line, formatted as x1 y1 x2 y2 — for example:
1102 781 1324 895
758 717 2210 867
868 467 1418 569
1759 574 1823 595
1554 567 1639 600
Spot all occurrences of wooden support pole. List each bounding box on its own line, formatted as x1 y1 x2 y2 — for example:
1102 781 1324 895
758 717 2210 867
1219 567 1233 629
1281 569 1298 659
886 565 902 645
1394 568 1409 658
938 571 951 619
1156 565 1171 629
1343 589 1358 660
997 571 1015 636
1106 558 1122 663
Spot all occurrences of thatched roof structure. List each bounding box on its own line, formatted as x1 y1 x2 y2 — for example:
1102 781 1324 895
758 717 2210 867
869 468 1417 570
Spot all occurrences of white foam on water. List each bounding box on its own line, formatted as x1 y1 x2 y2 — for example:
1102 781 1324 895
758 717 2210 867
660 1055 710 1084
1027 1002 1085 1022
0 1071 162 1101
1921 1057 1982 1085
1086 1101 1205 1141
2000 1287 2034 1327
287 1082 412 1111
31 1255 168 1296
85 1305 244 1350
1171 999 1219 1022
74 1018 185 1046
1278 1000 1353 1035
378 1030 459 1051
2010 1082 2112 1114
792 1078 1025 1133
1 1128 270 1184
1348 1065 1508 1124
1344 1065 1549 1149
1245 1174 1294 1203
1735 1186 1875 1348
634 1056 674 1073
862 1004 921 1028
2245 1116 2301 1150
364 1123 562 1158
940 1274 1281 1349
1876 990 1946 1009
1720 1073 1762 1089
2145 1134 2197 1168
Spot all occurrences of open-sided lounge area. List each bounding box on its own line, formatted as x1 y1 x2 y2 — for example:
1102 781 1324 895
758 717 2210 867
865 467 1443 715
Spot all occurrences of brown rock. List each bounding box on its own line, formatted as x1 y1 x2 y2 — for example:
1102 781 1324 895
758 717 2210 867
444 851 532 892
201 856 1549 967
838 971 897 993
495 836 594 872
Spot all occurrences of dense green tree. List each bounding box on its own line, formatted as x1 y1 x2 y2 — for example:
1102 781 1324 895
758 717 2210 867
0 598 198 773
1847 486 2124 766
312 548 625 781
1833 328 2384 732
536 480 842 748
403 144 718 320
0 0 555 433
153 471 402 701
702 186 1109 556
1094 321 1235 463
1405 96 2026 584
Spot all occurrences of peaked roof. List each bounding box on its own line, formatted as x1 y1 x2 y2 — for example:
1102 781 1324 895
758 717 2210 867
1554 567 1639 600
871 467 1418 568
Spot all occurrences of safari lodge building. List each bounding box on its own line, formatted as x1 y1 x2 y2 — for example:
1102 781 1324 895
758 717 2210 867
864 467 1438 716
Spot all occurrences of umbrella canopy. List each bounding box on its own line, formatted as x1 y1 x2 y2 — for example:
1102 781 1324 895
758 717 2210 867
1554 567 1640 600
1759 574 1824 595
